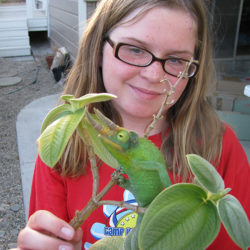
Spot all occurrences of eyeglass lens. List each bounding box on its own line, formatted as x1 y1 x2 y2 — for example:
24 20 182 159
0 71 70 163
117 44 197 77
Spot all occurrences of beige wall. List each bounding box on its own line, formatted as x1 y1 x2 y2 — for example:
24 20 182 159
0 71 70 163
49 0 97 59
49 0 79 58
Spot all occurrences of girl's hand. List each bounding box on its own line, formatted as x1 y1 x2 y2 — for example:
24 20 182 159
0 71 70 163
16 210 83 250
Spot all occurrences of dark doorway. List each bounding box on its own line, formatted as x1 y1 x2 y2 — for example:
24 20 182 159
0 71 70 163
237 0 250 56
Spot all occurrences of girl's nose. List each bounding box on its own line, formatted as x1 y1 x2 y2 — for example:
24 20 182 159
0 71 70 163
140 61 166 83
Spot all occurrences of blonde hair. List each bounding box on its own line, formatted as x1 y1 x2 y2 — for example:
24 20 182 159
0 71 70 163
57 0 224 181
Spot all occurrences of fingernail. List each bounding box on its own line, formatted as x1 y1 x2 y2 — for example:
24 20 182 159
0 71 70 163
59 245 72 250
61 226 74 238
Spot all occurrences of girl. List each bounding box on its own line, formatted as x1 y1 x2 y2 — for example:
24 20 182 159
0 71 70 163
17 0 250 249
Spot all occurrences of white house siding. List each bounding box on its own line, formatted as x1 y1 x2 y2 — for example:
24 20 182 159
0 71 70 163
49 0 97 59
49 0 79 58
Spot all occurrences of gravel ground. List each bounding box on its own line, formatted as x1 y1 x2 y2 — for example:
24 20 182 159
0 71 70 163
0 33 63 249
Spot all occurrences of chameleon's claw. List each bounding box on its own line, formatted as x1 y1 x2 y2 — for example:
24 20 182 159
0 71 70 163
117 165 126 175
117 175 128 186
111 170 128 187
117 175 131 191
111 170 121 181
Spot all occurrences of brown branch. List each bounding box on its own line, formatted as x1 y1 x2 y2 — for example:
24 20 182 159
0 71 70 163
69 170 121 230
144 90 172 138
144 58 195 137
69 198 98 230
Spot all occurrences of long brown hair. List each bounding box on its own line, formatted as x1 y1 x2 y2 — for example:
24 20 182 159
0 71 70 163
58 0 224 181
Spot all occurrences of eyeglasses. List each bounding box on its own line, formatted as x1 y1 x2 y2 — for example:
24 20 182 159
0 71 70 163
105 37 199 78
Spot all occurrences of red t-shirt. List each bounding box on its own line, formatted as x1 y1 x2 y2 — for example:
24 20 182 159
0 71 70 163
29 124 250 249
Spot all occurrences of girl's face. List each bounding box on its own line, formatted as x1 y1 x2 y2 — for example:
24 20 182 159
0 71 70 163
102 7 197 128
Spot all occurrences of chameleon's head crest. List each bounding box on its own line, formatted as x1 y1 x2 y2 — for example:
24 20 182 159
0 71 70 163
86 108 138 152
85 108 119 136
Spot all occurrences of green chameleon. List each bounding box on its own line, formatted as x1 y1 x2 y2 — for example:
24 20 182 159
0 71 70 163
86 109 172 249
86 108 172 207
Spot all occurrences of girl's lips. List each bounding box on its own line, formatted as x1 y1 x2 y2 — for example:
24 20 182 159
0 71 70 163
129 85 163 100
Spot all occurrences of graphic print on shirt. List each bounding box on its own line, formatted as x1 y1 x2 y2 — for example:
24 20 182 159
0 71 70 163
84 190 138 249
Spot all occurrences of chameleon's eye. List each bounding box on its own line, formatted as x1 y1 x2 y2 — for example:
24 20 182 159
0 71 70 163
117 130 130 143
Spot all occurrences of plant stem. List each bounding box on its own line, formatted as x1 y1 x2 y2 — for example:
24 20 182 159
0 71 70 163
69 171 120 230
207 188 231 203
77 121 99 196
144 91 170 138
144 58 196 137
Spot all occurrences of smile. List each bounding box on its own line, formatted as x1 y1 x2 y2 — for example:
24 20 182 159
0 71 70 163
129 85 163 100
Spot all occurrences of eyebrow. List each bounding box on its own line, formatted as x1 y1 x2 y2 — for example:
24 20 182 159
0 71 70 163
118 37 194 58
118 37 149 47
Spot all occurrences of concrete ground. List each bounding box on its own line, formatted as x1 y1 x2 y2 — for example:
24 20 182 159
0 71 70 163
0 31 63 249
16 93 60 219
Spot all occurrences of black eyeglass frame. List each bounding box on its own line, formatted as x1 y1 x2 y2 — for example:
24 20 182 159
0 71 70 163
105 37 199 78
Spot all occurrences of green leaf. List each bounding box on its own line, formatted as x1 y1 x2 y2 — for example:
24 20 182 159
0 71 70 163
124 215 142 250
38 93 117 167
40 104 72 133
37 109 85 167
89 236 125 250
69 93 117 111
82 116 119 169
139 183 220 250
218 194 250 249
187 154 224 193
124 227 139 250
61 94 74 102
40 93 115 133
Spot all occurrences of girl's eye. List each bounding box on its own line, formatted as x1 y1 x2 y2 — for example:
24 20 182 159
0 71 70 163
117 130 130 143
122 45 147 57
168 58 185 65
129 46 144 54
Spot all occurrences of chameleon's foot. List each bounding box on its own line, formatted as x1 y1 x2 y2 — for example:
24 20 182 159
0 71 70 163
112 169 131 191
111 170 120 181
118 175 126 185
111 171 126 184
118 176 133 192
117 165 126 174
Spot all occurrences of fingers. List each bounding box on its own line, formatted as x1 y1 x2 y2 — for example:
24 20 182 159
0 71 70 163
17 210 82 250
71 228 83 249
72 227 83 243
18 227 74 250
27 210 74 240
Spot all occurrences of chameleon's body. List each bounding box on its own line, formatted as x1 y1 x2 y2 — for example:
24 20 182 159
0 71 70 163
87 109 171 207
100 128 171 207
86 109 172 249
